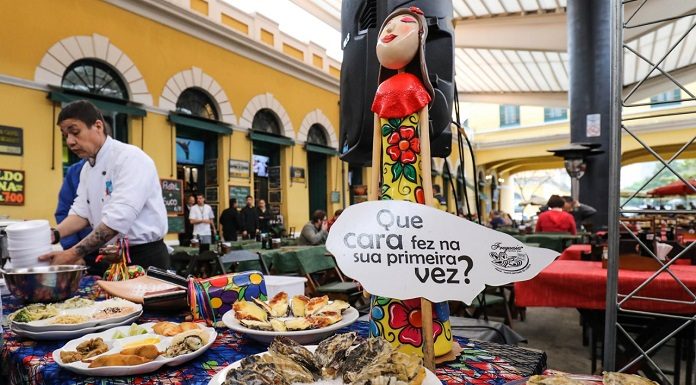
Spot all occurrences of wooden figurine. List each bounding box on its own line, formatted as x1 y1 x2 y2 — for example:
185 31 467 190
368 6 454 363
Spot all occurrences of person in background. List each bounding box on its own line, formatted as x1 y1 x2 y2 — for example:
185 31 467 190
298 210 328 245
189 193 215 251
219 198 242 242
562 196 596 231
180 194 196 246
257 199 271 234
489 210 506 229
327 209 343 232
432 184 446 210
535 195 577 234
240 195 259 239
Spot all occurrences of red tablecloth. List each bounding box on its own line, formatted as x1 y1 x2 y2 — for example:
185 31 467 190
558 244 591 260
515 260 696 314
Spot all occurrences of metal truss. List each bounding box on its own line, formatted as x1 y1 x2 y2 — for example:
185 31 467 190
606 1 696 384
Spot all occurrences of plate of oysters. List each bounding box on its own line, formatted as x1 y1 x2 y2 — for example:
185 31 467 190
52 321 216 376
504 372 657 384
222 291 359 344
209 332 440 385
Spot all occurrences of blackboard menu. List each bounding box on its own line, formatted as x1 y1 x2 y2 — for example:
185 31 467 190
229 185 250 205
205 159 218 186
160 179 183 214
268 166 281 189
167 216 185 234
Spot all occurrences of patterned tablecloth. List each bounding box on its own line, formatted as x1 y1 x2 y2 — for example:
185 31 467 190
1 276 546 385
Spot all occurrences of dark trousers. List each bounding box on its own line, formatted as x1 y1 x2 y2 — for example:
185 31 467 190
130 239 170 270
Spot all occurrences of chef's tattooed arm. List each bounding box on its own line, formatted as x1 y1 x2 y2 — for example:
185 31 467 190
74 223 119 258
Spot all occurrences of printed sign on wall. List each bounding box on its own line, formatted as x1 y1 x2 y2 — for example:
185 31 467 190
0 126 23 156
0 169 25 205
326 200 558 304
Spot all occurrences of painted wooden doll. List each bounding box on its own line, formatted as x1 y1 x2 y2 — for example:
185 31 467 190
368 6 453 358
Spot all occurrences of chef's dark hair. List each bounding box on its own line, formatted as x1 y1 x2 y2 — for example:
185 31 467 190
57 100 111 136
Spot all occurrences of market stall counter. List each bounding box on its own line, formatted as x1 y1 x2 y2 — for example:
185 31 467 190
2 276 547 385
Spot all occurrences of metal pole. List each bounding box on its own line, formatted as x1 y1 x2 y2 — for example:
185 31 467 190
603 0 623 371
571 177 580 201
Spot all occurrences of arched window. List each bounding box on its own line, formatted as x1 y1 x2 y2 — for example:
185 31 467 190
252 109 282 135
62 59 128 99
307 124 328 146
61 60 129 171
176 88 219 120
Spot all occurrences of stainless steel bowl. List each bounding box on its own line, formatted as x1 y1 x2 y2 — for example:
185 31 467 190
0 265 87 303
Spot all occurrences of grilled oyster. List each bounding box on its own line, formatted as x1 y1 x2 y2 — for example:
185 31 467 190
253 297 274 315
224 368 276 385
527 375 585 385
390 350 423 382
269 292 289 317
233 300 268 322
343 337 393 383
314 332 358 379
318 299 349 314
261 352 314 383
268 336 318 373
305 295 329 316
308 311 342 329
240 319 273 330
603 372 658 385
291 295 310 317
284 317 311 331
270 319 287 332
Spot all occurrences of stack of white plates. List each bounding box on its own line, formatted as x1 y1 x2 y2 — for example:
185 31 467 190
5 220 51 268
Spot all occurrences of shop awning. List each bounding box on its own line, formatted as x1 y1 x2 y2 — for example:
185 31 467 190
249 131 294 146
305 143 338 155
48 88 146 117
168 113 233 135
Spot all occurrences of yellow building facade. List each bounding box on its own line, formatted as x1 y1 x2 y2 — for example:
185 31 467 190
0 0 347 237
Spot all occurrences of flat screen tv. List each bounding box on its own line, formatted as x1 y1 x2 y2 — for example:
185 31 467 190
176 138 205 165
253 154 270 177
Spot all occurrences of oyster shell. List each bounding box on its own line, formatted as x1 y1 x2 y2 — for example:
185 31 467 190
305 295 329 316
343 337 393 383
223 368 276 385
239 355 289 385
284 317 311 331
318 299 349 314
261 352 315 383
389 350 423 381
163 335 203 357
308 311 342 329
313 332 358 379
269 292 289 317
241 319 273 330
233 300 268 322
270 319 287 332
291 295 310 317
253 297 274 316
268 336 318 373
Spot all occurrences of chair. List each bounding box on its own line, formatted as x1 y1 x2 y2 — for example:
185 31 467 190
216 250 270 275
525 233 572 253
467 285 515 327
294 251 364 307
189 250 219 278
169 251 194 277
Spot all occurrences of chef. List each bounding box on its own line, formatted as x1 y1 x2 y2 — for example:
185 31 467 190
40 100 169 270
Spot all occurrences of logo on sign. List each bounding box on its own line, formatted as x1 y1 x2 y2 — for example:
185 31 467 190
489 242 529 274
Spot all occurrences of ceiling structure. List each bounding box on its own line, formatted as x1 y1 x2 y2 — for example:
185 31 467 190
291 0 696 108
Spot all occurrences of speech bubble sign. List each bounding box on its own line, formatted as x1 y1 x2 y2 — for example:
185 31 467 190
326 200 558 304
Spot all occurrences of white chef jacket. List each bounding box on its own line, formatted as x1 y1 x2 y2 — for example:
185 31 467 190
69 137 168 245
189 204 214 236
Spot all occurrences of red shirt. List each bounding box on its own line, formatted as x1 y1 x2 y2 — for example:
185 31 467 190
535 209 577 235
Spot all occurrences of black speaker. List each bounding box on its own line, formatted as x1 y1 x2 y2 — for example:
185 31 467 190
339 0 454 165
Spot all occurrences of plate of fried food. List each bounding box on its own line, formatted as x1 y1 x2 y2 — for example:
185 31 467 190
209 332 439 385
52 321 217 376
221 291 359 345
504 372 658 384
8 296 143 334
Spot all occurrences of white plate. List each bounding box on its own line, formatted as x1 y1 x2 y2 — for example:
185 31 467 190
208 345 441 385
222 306 359 345
11 311 142 341
52 322 217 376
12 298 143 332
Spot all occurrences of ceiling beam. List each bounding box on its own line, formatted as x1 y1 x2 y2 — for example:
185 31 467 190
289 0 341 30
457 91 568 107
623 0 696 42
454 12 567 51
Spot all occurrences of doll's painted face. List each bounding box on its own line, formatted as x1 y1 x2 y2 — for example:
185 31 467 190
376 14 420 70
